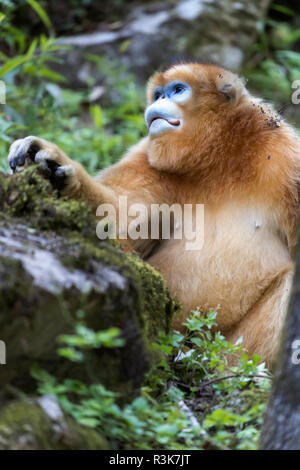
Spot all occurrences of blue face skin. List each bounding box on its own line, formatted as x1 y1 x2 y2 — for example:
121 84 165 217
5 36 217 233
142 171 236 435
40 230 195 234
145 81 192 137
152 81 191 104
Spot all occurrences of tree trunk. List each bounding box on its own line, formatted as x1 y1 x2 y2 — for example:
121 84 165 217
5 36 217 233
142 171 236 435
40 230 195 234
260 224 300 449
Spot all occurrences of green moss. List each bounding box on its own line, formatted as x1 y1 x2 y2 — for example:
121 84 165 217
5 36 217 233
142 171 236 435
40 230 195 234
59 236 179 342
127 253 179 339
0 167 97 236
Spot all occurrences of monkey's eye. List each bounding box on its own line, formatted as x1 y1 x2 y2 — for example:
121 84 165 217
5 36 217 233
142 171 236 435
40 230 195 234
153 90 162 102
174 85 184 94
166 82 191 103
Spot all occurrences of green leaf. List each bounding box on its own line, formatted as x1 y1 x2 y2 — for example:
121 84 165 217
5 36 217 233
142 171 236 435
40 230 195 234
190 337 203 347
26 0 52 31
26 38 38 59
271 4 295 16
90 104 103 129
0 55 28 78
39 67 67 82
57 347 84 362
77 417 99 428
31 364 56 384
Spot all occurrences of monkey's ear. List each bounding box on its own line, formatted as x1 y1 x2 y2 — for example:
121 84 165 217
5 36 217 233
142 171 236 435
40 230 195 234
216 72 247 104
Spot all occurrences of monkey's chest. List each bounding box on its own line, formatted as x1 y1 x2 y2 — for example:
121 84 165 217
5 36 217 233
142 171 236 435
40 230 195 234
147 205 291 329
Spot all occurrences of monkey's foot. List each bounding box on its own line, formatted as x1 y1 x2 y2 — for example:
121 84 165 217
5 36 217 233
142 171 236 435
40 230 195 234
8 136 80 193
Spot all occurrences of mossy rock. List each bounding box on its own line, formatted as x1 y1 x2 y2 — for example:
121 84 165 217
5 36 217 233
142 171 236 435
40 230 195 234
0 168 178 400
0 398 109 450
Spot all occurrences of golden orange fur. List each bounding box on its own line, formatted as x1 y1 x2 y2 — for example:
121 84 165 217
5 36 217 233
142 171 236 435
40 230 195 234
8 63 300 366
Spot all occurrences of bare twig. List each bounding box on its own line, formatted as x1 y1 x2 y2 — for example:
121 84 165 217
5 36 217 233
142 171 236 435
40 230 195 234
200 373 272 388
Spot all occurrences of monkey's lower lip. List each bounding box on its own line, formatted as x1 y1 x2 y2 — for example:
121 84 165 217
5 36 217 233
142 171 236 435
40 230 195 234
148 117 180 130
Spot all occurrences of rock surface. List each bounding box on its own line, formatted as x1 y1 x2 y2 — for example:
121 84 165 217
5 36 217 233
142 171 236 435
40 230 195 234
0 397 109 450
53 0 271 86
0 167 176 401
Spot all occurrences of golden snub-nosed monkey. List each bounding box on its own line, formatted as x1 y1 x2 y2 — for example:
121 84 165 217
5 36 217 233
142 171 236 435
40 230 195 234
8 63 300 366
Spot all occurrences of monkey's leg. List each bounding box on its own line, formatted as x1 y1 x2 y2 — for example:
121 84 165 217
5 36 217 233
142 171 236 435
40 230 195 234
7 136 116 208
225 266 293 367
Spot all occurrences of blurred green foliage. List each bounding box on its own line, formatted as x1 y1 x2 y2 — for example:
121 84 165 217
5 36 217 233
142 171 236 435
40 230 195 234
0 0 140 35
244 2 300 115
0 1 145 173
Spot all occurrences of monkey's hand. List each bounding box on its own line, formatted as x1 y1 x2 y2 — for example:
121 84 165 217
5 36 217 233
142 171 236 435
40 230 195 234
8 136 81 195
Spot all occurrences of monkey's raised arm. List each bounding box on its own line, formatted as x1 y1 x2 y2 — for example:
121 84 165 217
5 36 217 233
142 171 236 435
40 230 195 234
7 135 159 207
7 136 110 205
7 135 167 256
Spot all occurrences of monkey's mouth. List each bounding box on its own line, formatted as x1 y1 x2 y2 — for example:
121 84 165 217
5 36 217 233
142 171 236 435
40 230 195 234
145 105 183 136
148 117 181 131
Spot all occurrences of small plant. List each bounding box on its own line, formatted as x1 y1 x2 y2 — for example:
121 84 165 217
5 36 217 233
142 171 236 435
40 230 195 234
32 308 271 450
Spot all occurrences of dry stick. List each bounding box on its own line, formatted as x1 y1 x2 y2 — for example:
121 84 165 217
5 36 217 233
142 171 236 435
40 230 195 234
200 373 272 388
177 373 271 391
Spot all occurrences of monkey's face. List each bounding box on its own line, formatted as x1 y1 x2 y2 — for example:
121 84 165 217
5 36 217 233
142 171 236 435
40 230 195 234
145 81 191 137
145 63 248 174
